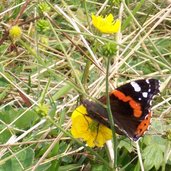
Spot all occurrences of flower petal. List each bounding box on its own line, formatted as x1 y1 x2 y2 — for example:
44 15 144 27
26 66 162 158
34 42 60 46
71 105 112 147
92 13 121 34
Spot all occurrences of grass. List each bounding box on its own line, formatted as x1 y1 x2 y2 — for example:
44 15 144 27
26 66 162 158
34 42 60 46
0 0 171 171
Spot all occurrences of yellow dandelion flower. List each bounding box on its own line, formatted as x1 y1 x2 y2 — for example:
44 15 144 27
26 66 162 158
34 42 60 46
92 13 121 34
9 25 22 41
71 105 112 147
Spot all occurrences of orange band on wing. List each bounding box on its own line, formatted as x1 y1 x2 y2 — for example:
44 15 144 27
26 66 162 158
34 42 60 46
111 90 142 117
135 112 151 136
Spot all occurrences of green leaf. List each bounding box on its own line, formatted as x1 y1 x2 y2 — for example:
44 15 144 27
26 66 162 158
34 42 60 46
48 143 59 157
35 163 51 171
0 148 34 171
122 0 145 30
0 77 9 86
91 164 109 171
133 162 140 171
0 125 11 143
15 110 38 129
58 164 81 171
0 107 38 134
52 83 73 101
118 139 134 153
143 143 164 170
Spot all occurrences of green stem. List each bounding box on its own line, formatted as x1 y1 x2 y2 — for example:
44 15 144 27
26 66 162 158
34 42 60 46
136 141 144 171
106 57 117 169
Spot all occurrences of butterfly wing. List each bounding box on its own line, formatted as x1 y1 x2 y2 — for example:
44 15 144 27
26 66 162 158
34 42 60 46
112 79 160 119
110 79 160 140
83 79 160 141
82 99 124 135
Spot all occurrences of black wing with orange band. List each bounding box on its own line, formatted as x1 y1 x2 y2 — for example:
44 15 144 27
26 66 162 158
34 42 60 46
82 79 160 141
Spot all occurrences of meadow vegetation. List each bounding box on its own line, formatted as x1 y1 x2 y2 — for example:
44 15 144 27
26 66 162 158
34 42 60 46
0 0 171 170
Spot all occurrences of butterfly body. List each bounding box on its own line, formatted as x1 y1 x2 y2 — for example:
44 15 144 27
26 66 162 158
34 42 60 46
82 79 160 141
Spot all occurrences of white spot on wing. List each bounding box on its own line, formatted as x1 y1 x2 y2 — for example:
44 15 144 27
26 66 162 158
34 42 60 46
142 92 148 98
131 82 141 92
146 79 150 84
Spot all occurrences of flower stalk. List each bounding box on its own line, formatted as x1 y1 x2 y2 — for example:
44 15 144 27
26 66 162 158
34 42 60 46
105 56 117 168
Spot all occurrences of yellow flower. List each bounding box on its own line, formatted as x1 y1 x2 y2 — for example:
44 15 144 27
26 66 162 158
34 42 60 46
9 25 22 41
92 13 121 34
71 105 112 147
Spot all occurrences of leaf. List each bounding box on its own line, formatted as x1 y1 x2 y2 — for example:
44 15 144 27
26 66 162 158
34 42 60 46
0 107 38 130
91 164 108 171
0 148 34 171
118 139 134 153
52 83 73 101
14 110 38 130
122 0 145 30
0 125 11 143
34 163 51 171
143 143 164 170
58 164 81 171
91 163 112 171
133 162 140 171
0 77 9 86
48 143 59 157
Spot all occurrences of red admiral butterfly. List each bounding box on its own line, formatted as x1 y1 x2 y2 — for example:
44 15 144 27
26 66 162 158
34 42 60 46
82 79 160 141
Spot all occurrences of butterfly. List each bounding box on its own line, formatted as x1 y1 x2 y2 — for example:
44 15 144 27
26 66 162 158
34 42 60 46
82 79 160 141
